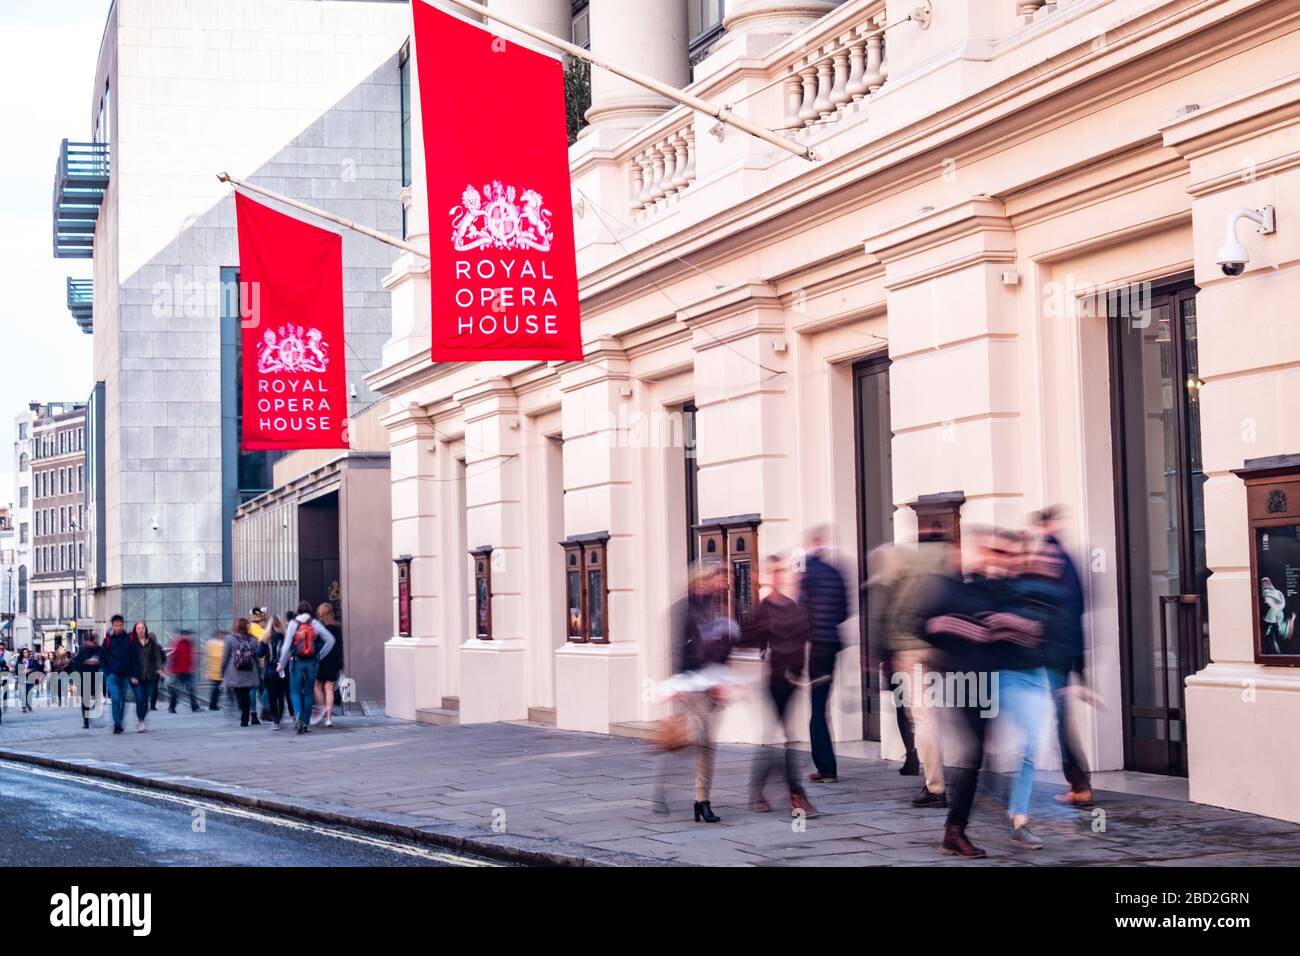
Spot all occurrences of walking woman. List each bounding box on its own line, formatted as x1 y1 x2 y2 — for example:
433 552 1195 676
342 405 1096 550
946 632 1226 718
51 646 72 708
129 621 164 733
259 615 290 729
222 619 263 727
740 554 817 818
312 603 344 728
16 649 35 712
663 563 737 824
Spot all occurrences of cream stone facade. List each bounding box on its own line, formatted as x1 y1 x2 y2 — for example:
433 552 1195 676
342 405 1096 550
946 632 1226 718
369 0 1300 824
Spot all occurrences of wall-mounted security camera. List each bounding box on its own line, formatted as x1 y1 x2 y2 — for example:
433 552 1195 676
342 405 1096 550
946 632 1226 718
1216 205 1275 277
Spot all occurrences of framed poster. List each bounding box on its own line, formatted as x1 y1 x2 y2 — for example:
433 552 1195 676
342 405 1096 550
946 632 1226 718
1234 455 1300 665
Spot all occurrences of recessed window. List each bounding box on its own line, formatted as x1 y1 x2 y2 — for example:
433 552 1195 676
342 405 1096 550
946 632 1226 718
561 534 610 643
472 547 492 640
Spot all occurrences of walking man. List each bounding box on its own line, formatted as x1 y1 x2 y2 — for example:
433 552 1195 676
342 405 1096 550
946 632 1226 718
799 526 849 784
100 614 132 734
278 601 335 735
167 629 201 713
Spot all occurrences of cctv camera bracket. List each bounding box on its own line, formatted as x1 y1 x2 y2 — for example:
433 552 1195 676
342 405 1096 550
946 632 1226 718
1232 205 1276 236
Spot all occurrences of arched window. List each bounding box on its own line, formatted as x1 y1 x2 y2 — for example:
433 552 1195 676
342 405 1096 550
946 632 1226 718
18 453 27 472
17 567 26 614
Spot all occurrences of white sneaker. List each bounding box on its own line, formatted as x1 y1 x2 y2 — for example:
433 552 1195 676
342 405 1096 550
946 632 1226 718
324 717 333 728
137 721 147 733
272 721 283 731
309 707 324 726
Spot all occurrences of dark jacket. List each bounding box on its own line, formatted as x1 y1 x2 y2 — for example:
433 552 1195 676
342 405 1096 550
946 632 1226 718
72 642 101 674
671 596 733 674
919 574 1043 673
1042 535 1086 672
100 629 134 677
740 593 811 683
800 552 849 649
131 636 166 682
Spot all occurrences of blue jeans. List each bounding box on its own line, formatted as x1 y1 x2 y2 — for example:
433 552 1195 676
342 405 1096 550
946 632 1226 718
290 659 318 727
105 673 130 727
1001 667 1049 819
135 678 157 722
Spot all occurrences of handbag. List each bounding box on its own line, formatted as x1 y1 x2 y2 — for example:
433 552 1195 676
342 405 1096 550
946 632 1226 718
654 713 691 751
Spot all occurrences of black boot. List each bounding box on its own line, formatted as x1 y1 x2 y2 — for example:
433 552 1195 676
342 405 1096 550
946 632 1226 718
911 786 947 808
693 801 721 823
900 751 921 776
82 718 90 729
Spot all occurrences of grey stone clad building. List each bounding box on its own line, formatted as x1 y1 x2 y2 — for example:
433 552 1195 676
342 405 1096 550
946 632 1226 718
55 0 412 638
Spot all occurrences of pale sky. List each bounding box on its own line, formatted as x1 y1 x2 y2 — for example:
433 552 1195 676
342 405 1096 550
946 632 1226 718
0 0 111 504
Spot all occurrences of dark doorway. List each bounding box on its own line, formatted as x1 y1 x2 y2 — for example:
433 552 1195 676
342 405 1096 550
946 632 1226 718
1110 281 1209 776
298 492 341 616
853 355 894 741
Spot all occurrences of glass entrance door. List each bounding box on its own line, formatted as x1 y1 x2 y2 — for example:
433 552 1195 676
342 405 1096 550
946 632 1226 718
853 356 893 741
1110 284 1210 775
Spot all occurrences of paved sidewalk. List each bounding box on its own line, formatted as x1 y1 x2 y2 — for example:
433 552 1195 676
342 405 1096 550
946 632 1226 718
2 699 1298 866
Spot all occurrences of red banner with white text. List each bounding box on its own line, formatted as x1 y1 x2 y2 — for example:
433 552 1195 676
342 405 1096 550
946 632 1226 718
413 0 583 362
235 191 350 451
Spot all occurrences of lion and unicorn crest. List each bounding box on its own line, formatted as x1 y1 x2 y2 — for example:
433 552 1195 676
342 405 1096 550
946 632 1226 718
257 324 330 374
450 181 554 252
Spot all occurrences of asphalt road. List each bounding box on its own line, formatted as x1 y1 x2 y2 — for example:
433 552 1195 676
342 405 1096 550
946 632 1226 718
0 760 498 867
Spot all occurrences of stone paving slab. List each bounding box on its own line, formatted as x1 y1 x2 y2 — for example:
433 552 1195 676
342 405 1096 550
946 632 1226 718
0 700 1297 866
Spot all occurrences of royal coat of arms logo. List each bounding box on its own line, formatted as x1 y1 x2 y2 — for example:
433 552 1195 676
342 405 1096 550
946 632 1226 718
450 181 554 252
257 324 330 374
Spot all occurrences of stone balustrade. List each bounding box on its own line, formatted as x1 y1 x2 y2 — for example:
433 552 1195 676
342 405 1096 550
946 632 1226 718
627 119 697 220
781 2 888 133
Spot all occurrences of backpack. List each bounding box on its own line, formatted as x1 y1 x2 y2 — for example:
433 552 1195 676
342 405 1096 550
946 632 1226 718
291 619 317 659
232 635 255 672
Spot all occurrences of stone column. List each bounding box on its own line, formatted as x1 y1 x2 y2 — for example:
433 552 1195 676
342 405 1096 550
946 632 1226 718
584 0 690 137
381 404 444 721
723 0 839 39
1164 76 1300 825
486 0 572 47
454 378 529 724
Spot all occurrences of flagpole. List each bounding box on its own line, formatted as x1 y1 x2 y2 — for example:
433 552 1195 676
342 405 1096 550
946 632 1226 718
436 0 818 162
216 172 431 258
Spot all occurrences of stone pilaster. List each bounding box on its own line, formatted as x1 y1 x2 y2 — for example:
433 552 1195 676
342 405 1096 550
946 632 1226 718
381 403 443 721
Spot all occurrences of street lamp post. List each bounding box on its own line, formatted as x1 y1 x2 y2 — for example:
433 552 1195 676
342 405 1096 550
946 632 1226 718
69 519 79 653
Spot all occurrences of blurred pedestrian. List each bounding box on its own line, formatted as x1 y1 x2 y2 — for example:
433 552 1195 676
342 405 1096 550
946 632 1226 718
51 646 71 707
71 635 102 730
1032 507 1094 807
921 530 1044 859
661 563 736 823
205 630 226 711
249 608 272 720
741 554 816 818
129 621 164 733
100 614 132 734
166 629 201 713
799 526 849 784
313 602 344 728
222 618 262 727
864 544 919 776
16 648 36 712
996 531 1058 850
147 633 162 711
278 601 335 735
261 615 290 729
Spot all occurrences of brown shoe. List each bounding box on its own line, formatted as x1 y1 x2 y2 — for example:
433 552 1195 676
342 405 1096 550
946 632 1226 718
807 772 838 784
790 793 819 818
941 825 987 858
1054 788 1093 807
749 791 772 813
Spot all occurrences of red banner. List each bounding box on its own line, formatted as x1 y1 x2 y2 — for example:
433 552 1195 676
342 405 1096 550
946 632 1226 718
235 192 350 451
413 1 583 363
